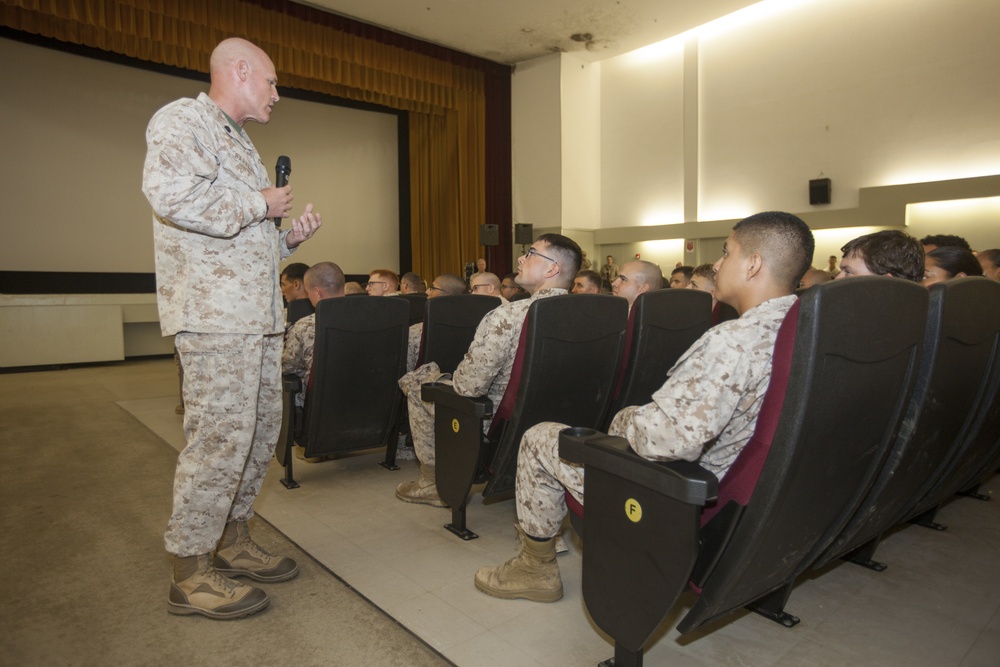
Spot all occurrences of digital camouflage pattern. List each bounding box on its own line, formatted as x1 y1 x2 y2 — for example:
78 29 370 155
398 288 568 466
406 322 423 373
143 92 294 336
516 294 797 539
166 333 283 556
144 92 293 557
282 312 316 407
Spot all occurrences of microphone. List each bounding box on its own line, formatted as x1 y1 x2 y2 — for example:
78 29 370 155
273 155 291 228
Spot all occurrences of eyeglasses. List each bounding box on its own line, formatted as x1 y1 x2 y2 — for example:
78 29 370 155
365 281 387 290
525 247 557 263
427 284 447 293
500 283 517 291
470 283 489 292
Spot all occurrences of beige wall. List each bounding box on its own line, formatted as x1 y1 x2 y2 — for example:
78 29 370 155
512 0 1000 269
0 37 400 277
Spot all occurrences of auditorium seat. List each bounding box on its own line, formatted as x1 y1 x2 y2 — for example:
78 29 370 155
814 276 1000 569
399 292 427 326
422 294 627 539
604 288 712 430
418 294 501 373
285 297 315 326
557 278 927 667
274 296 409 488
894 278 1000 529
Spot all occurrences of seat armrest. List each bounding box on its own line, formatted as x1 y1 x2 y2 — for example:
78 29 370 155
282 373 302 393
559 427 718 506
421 382 494 419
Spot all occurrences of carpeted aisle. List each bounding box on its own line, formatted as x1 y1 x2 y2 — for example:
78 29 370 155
0 360 448 666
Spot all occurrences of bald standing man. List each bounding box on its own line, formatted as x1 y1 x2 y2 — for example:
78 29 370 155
143 37 323 620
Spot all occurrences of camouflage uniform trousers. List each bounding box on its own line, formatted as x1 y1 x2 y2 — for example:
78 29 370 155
398 363 450 466
515 421 585 539
165 332 283 556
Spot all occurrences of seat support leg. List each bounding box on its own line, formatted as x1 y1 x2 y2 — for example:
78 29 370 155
598 642 643 667
957 484 991 501
747 583 800 628
911 506 947 531
280 449 300 490
844 536 887 571
444 503 478 540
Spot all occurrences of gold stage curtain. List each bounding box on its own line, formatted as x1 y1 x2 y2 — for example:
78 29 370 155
0 0 488 279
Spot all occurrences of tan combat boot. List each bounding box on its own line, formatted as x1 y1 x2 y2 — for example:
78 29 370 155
395 463 447 507
474 524 563 602
214 521 300 583
168 553 269 619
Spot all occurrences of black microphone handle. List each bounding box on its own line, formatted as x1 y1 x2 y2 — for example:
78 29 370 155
273 153 291 228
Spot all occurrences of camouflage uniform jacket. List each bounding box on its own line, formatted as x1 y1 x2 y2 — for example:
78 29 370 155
451 287 568 409
282 312 316 406
143 92 294 336
406 322 423 373
610 294 797 478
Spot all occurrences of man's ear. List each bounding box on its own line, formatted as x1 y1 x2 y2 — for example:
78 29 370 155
746 253 763 279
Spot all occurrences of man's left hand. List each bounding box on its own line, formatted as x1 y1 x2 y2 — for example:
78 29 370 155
286 203 323 247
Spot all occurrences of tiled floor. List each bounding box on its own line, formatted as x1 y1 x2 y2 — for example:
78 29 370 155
121 363 1000 667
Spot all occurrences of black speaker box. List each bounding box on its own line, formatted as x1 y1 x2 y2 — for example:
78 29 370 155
479 224 499 246
514 223 533 245
809 178 832 205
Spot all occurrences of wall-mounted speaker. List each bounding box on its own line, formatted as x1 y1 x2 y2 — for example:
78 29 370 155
479 223 499 246
809 178 832 205
514 223 533 245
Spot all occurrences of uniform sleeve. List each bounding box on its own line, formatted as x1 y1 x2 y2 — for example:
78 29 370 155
609 330 750 462
406 323 423 373
282 318 314 378
142 105 268 238
452 308 516 398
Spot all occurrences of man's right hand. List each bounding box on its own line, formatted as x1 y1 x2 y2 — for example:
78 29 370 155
262 185 293 219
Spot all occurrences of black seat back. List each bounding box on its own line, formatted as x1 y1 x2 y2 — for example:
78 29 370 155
678 277 927 633
897 278 1000 518
399 292 427 326
421 294 501 374
303 296 409 457
607 289 712 426
483 294 628 498
816 277 1000 566
285 298 315 326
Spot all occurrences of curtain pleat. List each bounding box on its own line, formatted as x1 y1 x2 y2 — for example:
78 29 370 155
1 0 500 278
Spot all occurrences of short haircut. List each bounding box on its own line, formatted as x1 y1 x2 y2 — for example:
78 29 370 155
841 230 924 283
919 234 971 251
926 246 983 278
434 273 469 295
471 272 501 290
535 233 583 285
369 269 400 291
502 272 520 284
304 261 345 295
281 262 309 282
575 270 602 290
732 211 815 291
671 265 694 280
625 260 663 290
400 271 423 291
978 249 1000 268
692 263 716 280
